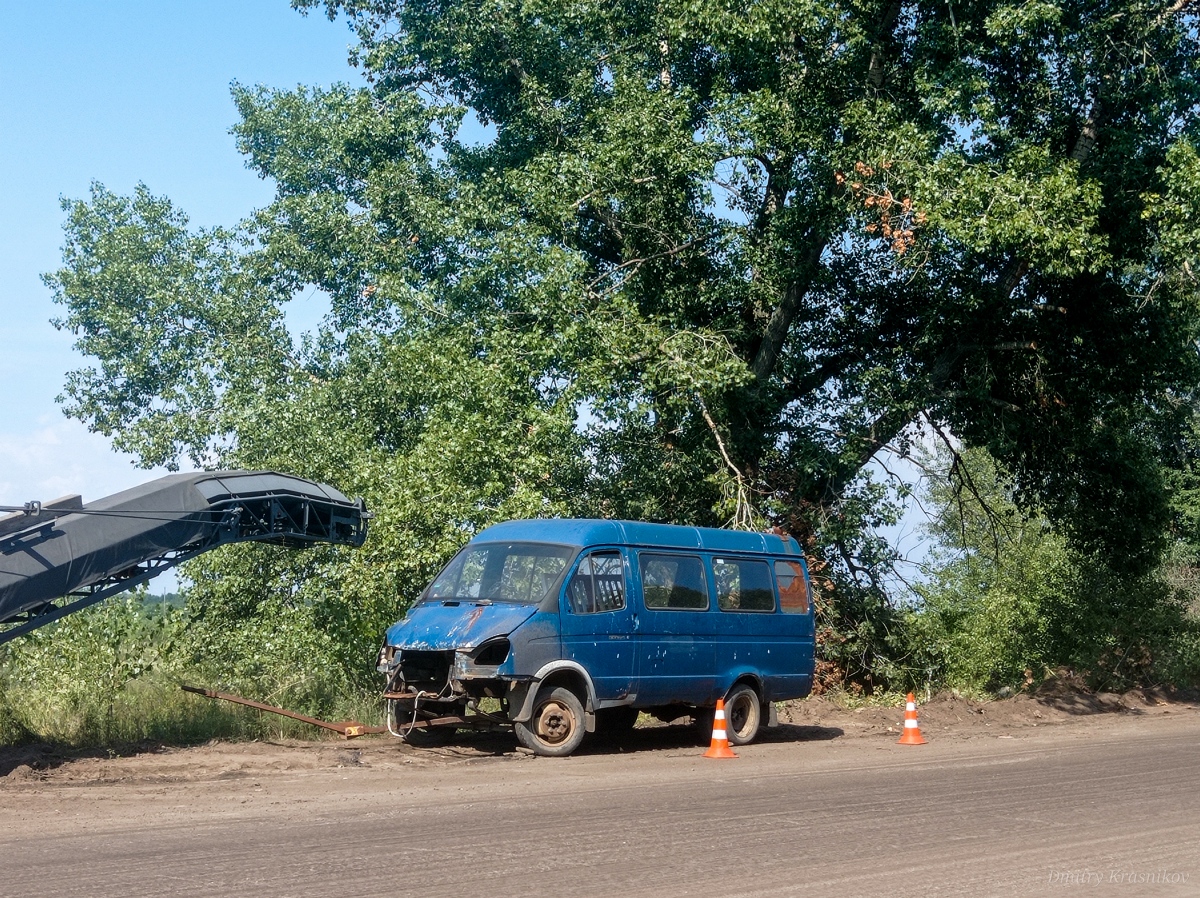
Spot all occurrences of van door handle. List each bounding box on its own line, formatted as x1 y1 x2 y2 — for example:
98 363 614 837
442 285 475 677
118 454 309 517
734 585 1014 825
632 613 640 632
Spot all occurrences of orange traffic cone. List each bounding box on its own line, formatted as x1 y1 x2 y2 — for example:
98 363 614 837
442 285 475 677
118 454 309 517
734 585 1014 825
897 692 927 745
703 699 738 759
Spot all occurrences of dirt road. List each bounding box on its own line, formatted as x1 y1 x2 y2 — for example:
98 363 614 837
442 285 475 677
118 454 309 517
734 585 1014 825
2 695 1199 897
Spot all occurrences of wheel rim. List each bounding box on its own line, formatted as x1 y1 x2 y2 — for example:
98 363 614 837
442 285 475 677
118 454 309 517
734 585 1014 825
534 699 576 745
728 692 756 738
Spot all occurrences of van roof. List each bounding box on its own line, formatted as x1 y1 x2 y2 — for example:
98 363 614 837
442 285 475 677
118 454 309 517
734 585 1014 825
473 519 802 556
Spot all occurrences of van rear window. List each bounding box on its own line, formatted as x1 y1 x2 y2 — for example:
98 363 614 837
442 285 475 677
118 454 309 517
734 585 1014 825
714 558 775 611
775 560 810 614
640 554 707 610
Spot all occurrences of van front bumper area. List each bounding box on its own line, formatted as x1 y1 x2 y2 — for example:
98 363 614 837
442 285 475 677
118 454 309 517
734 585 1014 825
380 638 512 695
380 641 525 734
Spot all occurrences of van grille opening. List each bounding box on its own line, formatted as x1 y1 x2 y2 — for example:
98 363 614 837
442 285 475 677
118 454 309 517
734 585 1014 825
398 650 453 691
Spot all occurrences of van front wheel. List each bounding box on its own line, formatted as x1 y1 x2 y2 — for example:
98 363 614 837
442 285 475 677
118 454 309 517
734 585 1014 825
515 686 586 757
725 685 762 745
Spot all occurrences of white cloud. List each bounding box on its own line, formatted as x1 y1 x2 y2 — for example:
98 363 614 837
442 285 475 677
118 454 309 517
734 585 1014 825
0 417 193 594
0 416 183 505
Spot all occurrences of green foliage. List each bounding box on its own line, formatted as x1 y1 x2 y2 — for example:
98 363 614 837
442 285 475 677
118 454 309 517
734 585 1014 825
909 447 1200 693
49 0 1200 549
31 0 1200 713
44 185 295 469
0 596 200 744
0 591 387 747
804 474 916 693
908 516 1074 691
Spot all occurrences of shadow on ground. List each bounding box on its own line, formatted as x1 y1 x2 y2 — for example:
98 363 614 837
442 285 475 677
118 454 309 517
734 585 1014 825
423 719 845 758
756 723 845 744
0 740 168 778
1031 671 1186 717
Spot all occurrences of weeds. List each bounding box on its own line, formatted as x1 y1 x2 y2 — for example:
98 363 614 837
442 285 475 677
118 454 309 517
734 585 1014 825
0 594 385 748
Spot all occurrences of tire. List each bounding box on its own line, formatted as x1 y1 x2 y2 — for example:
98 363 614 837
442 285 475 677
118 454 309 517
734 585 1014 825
514 685 587 757
724 684 762 746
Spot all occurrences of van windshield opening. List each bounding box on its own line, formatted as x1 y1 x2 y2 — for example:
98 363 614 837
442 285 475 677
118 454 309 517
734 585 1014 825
426 542 575 604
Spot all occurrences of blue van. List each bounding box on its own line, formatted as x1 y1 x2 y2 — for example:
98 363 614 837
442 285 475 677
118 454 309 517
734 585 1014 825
377 519 815 756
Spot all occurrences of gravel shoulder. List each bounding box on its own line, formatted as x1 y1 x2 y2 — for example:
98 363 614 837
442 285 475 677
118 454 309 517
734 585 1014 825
2 677 1196 791
3 685 1200 898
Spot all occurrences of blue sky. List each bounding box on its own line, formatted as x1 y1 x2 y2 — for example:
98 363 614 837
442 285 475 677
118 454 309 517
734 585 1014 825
0 0 358 505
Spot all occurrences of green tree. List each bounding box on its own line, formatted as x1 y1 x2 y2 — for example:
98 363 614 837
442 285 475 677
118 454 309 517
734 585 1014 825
43 0 1200 691
910 446 1200 692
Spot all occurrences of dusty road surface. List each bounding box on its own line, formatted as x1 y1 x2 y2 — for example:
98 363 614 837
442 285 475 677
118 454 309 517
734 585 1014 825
2 691 1199 897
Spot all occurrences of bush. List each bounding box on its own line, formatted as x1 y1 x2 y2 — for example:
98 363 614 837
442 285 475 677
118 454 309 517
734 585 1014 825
0 590 386 748
905 447 1200 693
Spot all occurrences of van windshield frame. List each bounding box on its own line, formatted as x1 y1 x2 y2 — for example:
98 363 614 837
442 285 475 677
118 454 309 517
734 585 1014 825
424 541 577 605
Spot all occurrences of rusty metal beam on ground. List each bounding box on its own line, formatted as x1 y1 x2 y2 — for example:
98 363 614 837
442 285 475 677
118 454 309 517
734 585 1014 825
181 684 386 738
387 713 485 730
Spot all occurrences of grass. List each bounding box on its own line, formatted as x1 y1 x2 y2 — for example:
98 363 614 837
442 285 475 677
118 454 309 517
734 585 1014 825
810 687 915 710
0 672 390 748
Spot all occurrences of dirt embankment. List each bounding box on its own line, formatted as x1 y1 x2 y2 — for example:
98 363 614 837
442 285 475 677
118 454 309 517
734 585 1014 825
3 675 1197 787
781 678 1195 740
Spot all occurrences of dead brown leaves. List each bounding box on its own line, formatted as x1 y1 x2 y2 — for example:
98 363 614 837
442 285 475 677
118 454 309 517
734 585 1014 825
835 161 926 255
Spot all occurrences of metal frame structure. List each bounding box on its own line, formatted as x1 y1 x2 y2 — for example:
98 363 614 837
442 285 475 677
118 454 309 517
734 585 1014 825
0 471 369 646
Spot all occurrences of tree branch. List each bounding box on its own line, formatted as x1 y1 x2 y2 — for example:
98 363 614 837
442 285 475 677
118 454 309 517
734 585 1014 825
753 155 787 237
802 342 969 504
750 0 910 386
786 349 864 400
867 0 904 90
697 395 756 530
1157 0 1196 25
586 234 708 297
750 240 824 382
926 414 1013 559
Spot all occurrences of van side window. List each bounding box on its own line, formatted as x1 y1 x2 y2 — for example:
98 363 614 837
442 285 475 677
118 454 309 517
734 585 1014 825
775 560 810 614
640 554 708 610
714 558 775 611
567 552 625 614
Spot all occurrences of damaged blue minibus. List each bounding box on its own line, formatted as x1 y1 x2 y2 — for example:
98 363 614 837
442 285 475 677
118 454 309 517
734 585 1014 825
377 519 815 756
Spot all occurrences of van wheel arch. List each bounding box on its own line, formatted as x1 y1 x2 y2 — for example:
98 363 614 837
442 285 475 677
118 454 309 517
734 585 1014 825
512 668 596 732
538 670 591 709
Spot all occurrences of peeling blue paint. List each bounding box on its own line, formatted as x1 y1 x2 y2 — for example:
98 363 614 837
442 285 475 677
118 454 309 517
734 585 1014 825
386 601 537 650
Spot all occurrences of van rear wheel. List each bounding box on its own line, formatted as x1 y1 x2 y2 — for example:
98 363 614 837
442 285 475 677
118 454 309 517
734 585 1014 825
724 685 762 745
514 685 586 757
